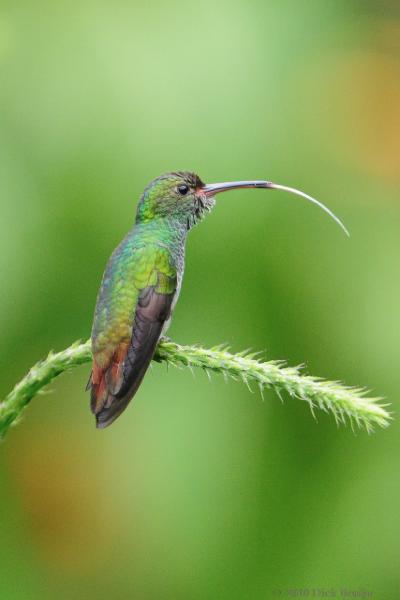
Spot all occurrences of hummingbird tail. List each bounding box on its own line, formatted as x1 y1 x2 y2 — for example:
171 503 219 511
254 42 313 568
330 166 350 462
91 387 132 429
89 348 154 429
91 376 148 429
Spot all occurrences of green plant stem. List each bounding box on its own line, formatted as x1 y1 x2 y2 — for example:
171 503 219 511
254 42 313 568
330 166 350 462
0 339 391 440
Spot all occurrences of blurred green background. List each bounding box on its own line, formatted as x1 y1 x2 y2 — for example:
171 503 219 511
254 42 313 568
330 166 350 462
1 1 399 598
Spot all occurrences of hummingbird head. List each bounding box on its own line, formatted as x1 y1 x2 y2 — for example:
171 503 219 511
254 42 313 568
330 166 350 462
136 171 215 229
136 172 349 236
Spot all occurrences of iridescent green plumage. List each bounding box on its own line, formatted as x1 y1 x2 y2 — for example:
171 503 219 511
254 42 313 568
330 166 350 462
92 232 177 369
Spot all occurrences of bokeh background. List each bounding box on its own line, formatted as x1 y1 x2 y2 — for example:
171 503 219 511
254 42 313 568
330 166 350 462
1 1 399 598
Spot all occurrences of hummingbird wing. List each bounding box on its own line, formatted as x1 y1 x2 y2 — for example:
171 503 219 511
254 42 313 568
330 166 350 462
89 243 177 428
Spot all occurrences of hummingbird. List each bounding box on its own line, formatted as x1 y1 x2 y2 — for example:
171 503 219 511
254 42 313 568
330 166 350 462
88 171 348 428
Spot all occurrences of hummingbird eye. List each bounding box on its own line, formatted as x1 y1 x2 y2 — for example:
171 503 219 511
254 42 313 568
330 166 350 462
177 184 189 196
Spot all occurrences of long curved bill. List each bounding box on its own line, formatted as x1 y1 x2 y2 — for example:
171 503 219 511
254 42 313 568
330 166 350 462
202 180 349 237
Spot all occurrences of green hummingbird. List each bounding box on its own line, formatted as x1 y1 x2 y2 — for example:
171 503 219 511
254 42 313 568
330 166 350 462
88 171 348 428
